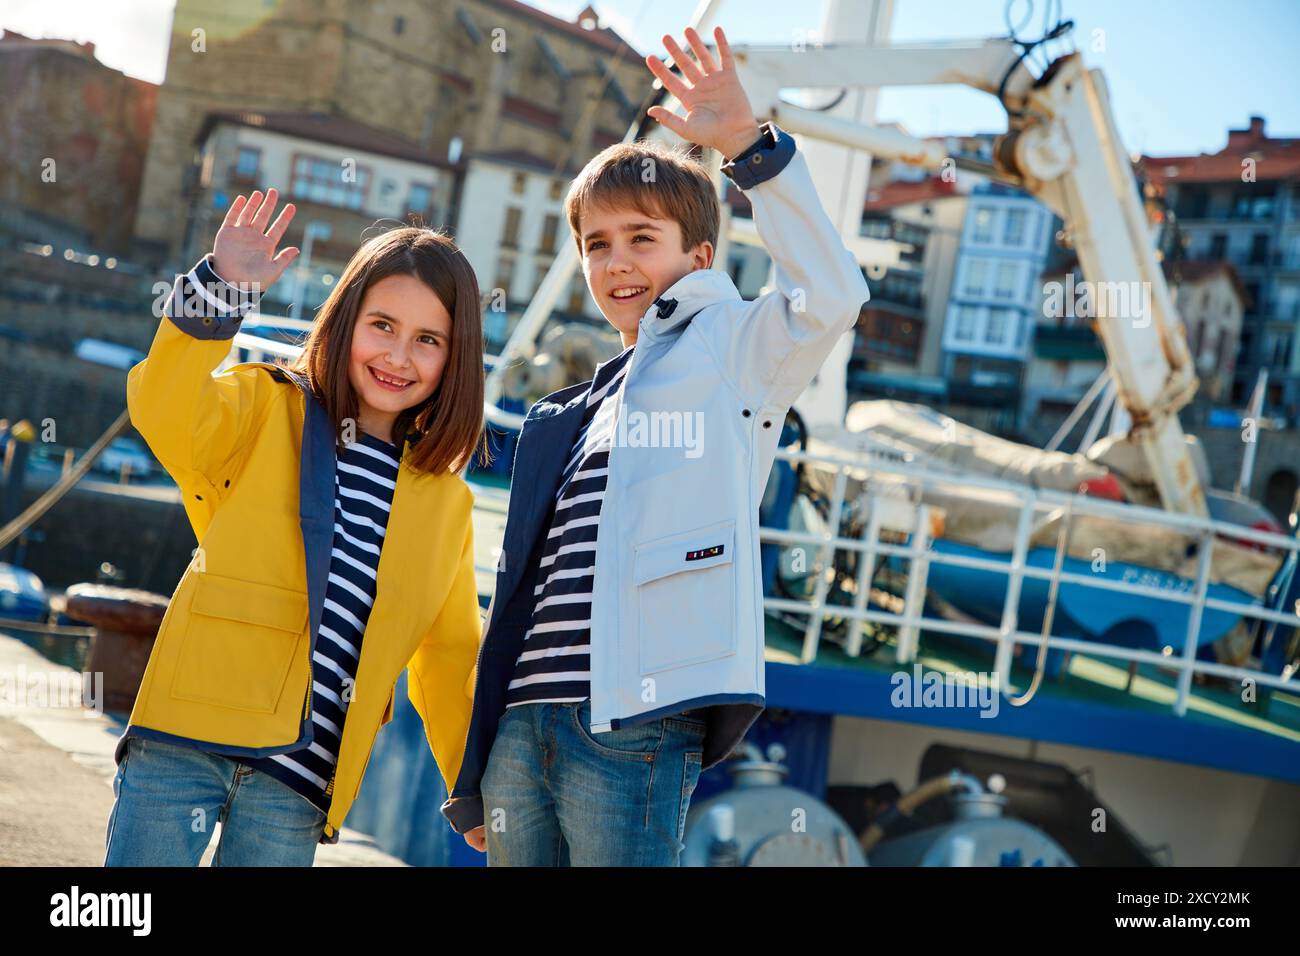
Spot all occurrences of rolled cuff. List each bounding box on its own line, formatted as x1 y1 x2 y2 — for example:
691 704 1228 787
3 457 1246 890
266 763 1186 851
720 121 797 190
162 253 260 341
440 793 484 834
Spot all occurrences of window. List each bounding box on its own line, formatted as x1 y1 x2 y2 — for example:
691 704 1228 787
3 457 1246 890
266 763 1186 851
407 183 433 220
291 155 368 210
393 15 405 35
1232 187 1277 221
567 273 589 314
1250 233 1270 266
502 207 522 248
549 179 564 200
962 259 988 297
1245 282 1261 314
538 213 560 255
985 308 1009 345
1003 208 1026 247
953 305 978 341
972 207 995 243
532 260 551 296
234 146 260 181
511 172 527 195
1208 233 1227 259
494 255 515 300
994 261 1018 300
1217 330 1233 369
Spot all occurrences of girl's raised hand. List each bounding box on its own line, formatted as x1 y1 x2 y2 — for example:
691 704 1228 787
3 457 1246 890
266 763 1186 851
212 188 299 291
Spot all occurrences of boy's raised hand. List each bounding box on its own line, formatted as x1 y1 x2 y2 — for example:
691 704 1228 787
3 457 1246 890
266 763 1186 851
212 188 299 290
645 26 761 162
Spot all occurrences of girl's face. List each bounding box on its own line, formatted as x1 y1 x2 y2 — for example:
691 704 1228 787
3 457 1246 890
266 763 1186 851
348 273 452 438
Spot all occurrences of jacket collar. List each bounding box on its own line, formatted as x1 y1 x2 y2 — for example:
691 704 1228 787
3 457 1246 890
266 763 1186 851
636 268 742 341
273 368 337 656
524 268 742 415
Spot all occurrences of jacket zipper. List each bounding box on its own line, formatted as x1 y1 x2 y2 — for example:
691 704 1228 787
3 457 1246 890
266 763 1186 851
585 328 647 729
298 385 315 728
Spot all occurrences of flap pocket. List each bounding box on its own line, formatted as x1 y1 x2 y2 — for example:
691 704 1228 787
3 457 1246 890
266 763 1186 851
171 573 308 714
191 573 309 634
633 520 735 587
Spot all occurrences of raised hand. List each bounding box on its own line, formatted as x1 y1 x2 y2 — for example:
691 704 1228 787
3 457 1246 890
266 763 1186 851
645 26 761 161
212 188 299 291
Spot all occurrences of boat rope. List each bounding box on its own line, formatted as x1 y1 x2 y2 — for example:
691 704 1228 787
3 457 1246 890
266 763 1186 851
1009 499 1074 707
0 616 97 639
0 409 131 551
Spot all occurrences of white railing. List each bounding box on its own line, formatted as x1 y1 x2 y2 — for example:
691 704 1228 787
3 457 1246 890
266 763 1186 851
762 444 1299 718
226 334 1299 718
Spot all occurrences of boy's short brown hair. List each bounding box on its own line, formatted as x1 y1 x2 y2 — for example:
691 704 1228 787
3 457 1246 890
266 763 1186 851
565 139 720 254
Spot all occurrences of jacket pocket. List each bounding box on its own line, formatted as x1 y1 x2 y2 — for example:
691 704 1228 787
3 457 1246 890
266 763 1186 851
169 573 308 714
633 519 737 674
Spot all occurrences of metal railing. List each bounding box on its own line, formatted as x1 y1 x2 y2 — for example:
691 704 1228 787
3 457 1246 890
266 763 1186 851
766 440 1299 718
226 334 1299 719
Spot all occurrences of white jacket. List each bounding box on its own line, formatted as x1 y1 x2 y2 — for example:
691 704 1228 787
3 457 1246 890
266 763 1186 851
443 123 870 833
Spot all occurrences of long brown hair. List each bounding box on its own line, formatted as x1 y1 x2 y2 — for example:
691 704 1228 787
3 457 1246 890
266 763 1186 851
289 227 486 475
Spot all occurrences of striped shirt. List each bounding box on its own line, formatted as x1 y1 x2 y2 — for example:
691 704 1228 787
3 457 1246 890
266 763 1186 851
504 344 635 707
243 430 401 813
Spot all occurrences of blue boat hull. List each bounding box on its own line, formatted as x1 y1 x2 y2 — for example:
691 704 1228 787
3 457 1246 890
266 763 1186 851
894 540 1255 661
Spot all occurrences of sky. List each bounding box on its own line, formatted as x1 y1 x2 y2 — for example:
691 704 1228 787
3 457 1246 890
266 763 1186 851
3 0 1297 158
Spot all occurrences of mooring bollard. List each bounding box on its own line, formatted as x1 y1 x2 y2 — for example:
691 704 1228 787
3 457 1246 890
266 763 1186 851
63 584 169 715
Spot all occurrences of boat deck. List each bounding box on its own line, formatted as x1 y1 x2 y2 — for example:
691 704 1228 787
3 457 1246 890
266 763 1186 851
763 616 1300 785
469 485 1300 786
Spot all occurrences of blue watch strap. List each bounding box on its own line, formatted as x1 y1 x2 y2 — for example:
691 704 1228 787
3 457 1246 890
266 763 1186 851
720 122 796 189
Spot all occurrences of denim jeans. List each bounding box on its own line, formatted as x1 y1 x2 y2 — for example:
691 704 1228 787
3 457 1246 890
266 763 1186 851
104 736 327 866
480 699 706 866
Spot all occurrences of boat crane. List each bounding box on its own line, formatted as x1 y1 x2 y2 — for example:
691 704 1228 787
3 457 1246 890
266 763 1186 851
483 0 1208 518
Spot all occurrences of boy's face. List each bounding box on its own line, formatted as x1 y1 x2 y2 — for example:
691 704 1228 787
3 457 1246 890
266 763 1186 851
579 202 713 344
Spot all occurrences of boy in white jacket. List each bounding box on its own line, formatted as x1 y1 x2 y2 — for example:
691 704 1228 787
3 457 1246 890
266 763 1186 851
446 25 870 865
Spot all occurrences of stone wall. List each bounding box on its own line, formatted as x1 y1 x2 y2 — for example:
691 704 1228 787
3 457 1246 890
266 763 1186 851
134 0 647 256
13 482 194 598
0 34 157 252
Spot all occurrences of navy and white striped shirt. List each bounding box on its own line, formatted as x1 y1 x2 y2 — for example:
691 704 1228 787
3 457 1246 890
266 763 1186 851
244 430 400 813
504 344 635 707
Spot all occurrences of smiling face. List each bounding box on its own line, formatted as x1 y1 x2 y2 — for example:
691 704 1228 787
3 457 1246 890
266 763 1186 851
347 273 452 443
580 202 713 345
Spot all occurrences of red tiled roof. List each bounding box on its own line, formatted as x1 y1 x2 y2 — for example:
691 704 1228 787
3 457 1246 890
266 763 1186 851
439 70 473 93
479 0 644 63
0 29 98 62
1141 117 1300 186
197 111 459 168
502 95 562 128
472 148 574 175
863 177 959 211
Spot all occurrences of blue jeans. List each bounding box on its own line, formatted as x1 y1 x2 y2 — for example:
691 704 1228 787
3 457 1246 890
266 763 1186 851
480 699 706 866
104 736 327 866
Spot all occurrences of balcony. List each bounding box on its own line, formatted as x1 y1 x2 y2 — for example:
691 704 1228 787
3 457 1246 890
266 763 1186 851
1034 323 1106 362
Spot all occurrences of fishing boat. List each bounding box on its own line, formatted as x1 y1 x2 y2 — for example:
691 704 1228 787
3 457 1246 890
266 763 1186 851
215 1 1300 865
